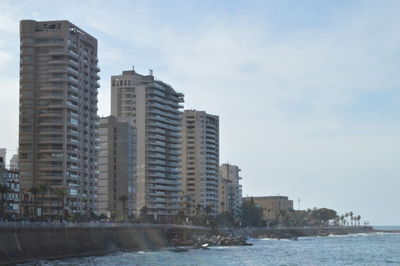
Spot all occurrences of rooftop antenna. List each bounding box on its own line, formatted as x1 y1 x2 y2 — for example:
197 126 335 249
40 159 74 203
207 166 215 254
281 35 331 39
132 65 135 72
149 69 153 76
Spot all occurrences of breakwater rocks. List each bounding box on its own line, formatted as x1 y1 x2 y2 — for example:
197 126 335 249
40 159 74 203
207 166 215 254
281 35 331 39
193 235 252 247
0 224 209 265
239 226 373 240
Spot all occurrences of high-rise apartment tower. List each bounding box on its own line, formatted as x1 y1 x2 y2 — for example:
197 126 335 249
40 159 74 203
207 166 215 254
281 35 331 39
19 20 100 217
111 70 183 223
98 116 136 219
182 110 219 215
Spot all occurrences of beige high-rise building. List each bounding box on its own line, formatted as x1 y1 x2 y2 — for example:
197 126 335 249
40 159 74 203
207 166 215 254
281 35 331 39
182 110 219 215
111 70 184 223
98 116 136 219
219 163 242 218
19 20 100 217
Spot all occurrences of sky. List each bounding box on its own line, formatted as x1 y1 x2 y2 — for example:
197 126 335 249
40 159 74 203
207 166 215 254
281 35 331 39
0 0 399 225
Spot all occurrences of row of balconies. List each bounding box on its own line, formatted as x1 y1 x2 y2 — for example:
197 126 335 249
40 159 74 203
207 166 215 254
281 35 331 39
148 101 180 115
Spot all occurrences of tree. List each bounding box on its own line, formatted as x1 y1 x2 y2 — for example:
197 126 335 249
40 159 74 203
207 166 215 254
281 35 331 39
340 215 345 226
38 184 51 218
349 212 354 226
0 184 11 218
205 205 212 217
216 211 234 228
140 206 152 223
118 195 128 221
53 188 66 220
195 204 202 217
175 209 186 225
241 197 263 227
310 208 337 225
29 186 39 220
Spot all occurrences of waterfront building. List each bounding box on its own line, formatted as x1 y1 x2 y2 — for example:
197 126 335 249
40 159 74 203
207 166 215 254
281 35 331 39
111 70 184 223
10 155 19 170
0 149 6 163
219 163 242 218
182 110 219 215
0 154 20 218
245 196 294 221
98 116 136 220
19 20 100 218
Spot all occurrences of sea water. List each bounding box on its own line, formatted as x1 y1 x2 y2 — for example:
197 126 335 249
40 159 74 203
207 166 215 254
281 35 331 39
23 227 400 266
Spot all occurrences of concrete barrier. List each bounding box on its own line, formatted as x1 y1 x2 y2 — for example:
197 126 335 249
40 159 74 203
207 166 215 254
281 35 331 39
0 224 210 265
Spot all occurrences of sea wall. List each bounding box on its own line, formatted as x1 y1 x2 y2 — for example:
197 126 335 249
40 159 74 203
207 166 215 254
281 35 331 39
0 224 209 265
0 224 373 265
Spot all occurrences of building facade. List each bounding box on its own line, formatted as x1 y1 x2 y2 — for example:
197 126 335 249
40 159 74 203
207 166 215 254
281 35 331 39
247 196 294 221
98 116 136 220
111 70 184 222
19 20 100 217
10 155 19 170
182 110 219 216
0 154 20 218
219 163 242 218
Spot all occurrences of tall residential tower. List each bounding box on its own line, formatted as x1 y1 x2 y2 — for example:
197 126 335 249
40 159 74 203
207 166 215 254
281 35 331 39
111 70 183 222
98 116 136 219
182 110 219 215
19 20 100 217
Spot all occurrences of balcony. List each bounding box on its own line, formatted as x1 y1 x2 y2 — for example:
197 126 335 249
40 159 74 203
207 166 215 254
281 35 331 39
148 146 165 153
149 185 181 192
149 165 166 172
148 153 166 160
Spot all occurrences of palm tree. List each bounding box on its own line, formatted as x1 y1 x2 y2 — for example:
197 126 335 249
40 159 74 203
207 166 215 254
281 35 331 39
196 204 202 217
345 212 349 226
118 195 128 221
0 184 11 218
205 205 212 217
357 215 361 226
349 212 354 226
340 215 345 226
53 188 66 220
175 209 186 225
38 184 51 218
29 186 39 220
140 206 148 222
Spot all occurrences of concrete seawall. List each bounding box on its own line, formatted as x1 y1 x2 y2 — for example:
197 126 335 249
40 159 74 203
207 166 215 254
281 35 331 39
0 224 210 265
0 224 373 265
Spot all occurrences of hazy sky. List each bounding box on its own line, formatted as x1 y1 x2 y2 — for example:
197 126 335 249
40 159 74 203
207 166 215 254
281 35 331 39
0 0 399 225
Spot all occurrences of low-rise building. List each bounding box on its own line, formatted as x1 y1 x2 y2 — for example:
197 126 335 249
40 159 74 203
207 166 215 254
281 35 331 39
0 154 20 218
246 196 294 221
